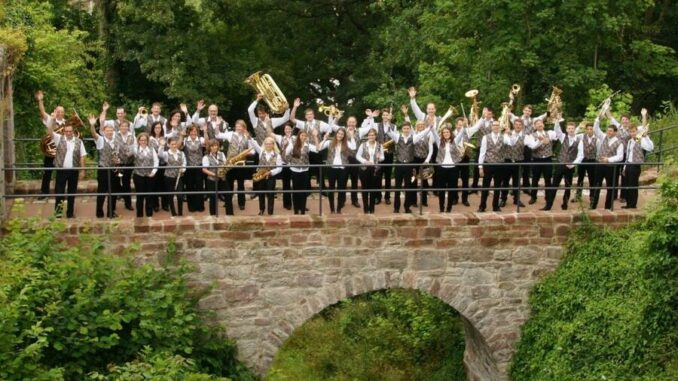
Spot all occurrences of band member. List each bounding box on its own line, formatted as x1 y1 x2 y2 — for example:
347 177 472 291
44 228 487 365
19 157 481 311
251 137 283 215
452 117 472 206
356 128 384 213
214 120 257 215
574 122 598 204
408 87 440 201
359 108 396 205
591 117 624 209
45 115 87 218
182 125 207 212
622 125 653 209
285 130 320 215
164 104 192 138
115 120 136 211
387 121 429 213
192 100 230 140
89 114 119 218
500 119 527 208
318 128 355 214
248 94 290 145
133 102 166 135
431 125 464 212
158 137 186 216
412 120 434 207
510 104 547 134
608 111 638 202
478 121 513 212
35 90 61 200
271 122 296 210
329 115 361 208
100 102 129 132
543 121 584 211
525 119 558 205
149 121 169 212
202 139 227 216
132 133 159 217
469 108 495 193
290 97 332 187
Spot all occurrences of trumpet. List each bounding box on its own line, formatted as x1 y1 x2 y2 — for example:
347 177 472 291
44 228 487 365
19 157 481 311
465 89 480 127
252 168 272 182
318 104 343 118
218 148 253 178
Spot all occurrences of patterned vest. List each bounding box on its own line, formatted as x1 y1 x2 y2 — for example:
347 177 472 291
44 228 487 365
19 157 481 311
326 143 349 166
205 153 225 182
165 151 184 178
596 137 622 162
280 135 294 163
184 138 204 166
115 132 135 164
376 123 391 144
206 118 227 140
506 132 525 161
346 132 358 157
484 134 505 163
226 134 250 158
98 138 117 167
360 142 383 164
255 118 272 145
436 140 461 164
396 135 415 163
54 136 82 168
532 131 553 158
287 145 310 168
558 136 579 164
627 140 645 164
414 134 430 159
260 151 279 168
582 135 597 160
134 147 155 176
145 115 166 135
302 120 320 136
521 116 535 134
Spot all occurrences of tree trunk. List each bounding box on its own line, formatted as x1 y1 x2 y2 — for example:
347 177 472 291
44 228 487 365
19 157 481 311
0 45 17 221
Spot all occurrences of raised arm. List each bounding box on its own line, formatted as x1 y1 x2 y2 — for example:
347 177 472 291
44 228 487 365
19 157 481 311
88 114 100 140
271 103 291 128
35 91 49 122
554 121 565 143
408 87 426 121
424 135 433 163
99 102 109 128
290 98 301 125
593 117 605 140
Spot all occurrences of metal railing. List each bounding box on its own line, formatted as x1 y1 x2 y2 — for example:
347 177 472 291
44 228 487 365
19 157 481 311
1 161 666 218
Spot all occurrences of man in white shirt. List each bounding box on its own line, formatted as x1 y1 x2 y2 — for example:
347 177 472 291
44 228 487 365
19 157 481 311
290 97 332 191
622 125 654 209
543 121 584 211
35 90 63 199
468 108 495 193
192 100 231 141
525 119 558 205
591 117 625 209
99 102 129 132
133 102 166 135
46 117 87 218
360 108 397 205
477 121 513 212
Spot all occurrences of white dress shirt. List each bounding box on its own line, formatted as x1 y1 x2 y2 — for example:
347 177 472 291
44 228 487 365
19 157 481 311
52 133 87 168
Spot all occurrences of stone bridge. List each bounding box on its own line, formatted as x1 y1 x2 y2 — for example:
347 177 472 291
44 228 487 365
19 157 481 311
57 210 642 381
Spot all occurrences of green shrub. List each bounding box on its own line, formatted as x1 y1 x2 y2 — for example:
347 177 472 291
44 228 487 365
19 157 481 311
0 217 255 381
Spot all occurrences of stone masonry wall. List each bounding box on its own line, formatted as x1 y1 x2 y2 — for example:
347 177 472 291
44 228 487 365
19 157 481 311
55 209 644 381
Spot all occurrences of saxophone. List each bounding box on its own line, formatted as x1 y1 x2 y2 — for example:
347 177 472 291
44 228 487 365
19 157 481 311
252 168 272 182
218 148 253 178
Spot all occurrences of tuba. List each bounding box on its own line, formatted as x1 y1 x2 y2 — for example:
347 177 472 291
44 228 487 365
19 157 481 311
245 71 288 114
40 111 84 158
218 148 253 178
465 89 480 127
437 105 458 131
546 86 563 124
318 104 343 118
636 108 649 142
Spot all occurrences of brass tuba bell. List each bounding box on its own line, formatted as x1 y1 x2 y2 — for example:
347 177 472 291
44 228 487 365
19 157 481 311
245 71 288 114
465 89 480 127
39 111 84 158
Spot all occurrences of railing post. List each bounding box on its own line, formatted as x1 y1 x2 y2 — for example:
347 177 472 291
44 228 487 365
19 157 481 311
657 129 664 172
107 167 112 218
318 165 323 216
610 164 617 211
517 163 522 213
418 164 424 216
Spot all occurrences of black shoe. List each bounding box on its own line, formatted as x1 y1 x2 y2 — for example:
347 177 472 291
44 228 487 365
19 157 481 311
375 199 382 205
462 201 470 207
522 190 531 196
258 210 264 215
108 212 119 218
284 206 292 210
352 201 360 208
621 205 635 209
499 200 507 207
528 198 537 205
305 208 309 212
404 208 412 213
514 200 526 207
162 206 170 212
294 210 299 215
451 199 458 205
37 196 47 201
394 209 400 213
250 194 257 200
492 207 501 212
96 212 104 218
125 205 134 211
561 204 568 210
412 203 418 208
385 199 391 205
446 207 452 213
477 207 486 212
539 206 551 211
439 208 444 213
422 202 428 207
239 205 245 211
154 206 160 212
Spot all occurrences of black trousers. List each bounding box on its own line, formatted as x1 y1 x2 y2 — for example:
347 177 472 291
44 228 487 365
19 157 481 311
522 148 533 190
576 159 596 201
453 156 470 203
184 168 204 212
472 153 481 190
205 178 226 215
55 169 78 218
377 152 394 201
257 177 277 214
480 164 502 210
393 164 414 212
500 159 521 203
591 164 617 209
96 168 118 217
225 167 247 214
117 166 133 207
624 164 641 208
133 174 154 217
280 167 292 209
547 164 575 208
413 157 429 205
152 166 169 210
41 156 54 195
360 167 380 213
531 157 553 200
164 176 183 216
346 157 360 204
437 166 458 212
291 170 310 214
326 167 348 212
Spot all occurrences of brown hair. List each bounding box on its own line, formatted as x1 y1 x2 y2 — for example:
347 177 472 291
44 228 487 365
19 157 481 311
292 131 308 159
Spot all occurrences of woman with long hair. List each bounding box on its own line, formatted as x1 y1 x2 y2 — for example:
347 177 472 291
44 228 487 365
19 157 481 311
201 139 227 216
182 124 207 212
318 128 354 214
432 125 464 212
285 130 319 215
149 121 169 212
355 128 384 214
132 133 159 217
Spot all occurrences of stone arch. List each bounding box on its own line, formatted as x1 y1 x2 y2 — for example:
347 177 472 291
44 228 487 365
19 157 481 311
258 270 503 381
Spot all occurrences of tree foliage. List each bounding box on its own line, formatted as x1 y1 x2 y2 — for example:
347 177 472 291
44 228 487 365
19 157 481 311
0 213 255 381
267 289 467 381
510 167 678 381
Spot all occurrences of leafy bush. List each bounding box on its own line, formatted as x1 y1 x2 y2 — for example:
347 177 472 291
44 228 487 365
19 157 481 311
510 167 678 381
267 289 466 381
0 216 255 381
